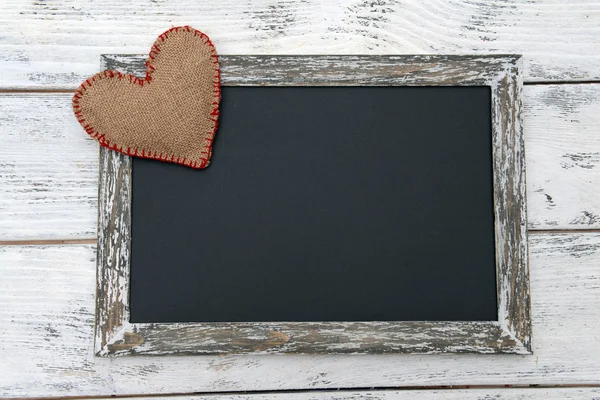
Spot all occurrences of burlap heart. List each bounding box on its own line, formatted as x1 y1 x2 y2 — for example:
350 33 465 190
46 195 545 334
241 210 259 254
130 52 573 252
72 26 220 169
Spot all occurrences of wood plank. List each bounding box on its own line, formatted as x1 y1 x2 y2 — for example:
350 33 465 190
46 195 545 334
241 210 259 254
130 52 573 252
525 84 600 229
1 1 600 89
88 388 600 399
1 232 599 396
2 84 600 240
0 93 98 241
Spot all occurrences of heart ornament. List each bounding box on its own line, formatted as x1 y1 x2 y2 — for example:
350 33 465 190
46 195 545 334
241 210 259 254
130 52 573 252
72 26 220 169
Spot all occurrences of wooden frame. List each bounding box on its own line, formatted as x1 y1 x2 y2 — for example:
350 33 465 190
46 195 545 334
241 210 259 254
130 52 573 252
95 54 531 356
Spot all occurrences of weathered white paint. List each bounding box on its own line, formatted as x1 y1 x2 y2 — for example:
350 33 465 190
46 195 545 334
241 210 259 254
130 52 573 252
1 1 600 397
0 94 98 241
1 233 599 397
2 85 600 240
1 0 600 89
524 84 600 230
89 388 600 399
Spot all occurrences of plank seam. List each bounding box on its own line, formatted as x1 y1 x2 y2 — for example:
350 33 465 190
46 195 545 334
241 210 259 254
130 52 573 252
1 80 599 93
6 384 600 400
2 229 598 246
0 239 96 246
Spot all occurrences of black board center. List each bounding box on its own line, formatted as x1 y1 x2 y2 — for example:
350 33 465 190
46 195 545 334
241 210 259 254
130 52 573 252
129 86 497 323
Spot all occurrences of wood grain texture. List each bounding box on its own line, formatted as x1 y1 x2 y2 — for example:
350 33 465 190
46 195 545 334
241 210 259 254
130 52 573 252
1 1 600 89
95 148 131 354
489 58 530 352
0 93 98 241
1 233 599 396
2 85 600 236
525 84 600 230
84 389 600 399
107 54 519 86
93 55 530 356
0 0 598 396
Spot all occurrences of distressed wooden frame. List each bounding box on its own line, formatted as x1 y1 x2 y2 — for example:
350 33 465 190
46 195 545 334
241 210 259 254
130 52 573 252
95 55 531 356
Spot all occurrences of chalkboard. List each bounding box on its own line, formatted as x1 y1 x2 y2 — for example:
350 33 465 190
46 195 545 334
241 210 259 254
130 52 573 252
129 85 497 323
95 55 531 356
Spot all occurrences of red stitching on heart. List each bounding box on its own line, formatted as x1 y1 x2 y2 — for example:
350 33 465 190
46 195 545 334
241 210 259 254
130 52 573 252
72 26 221 169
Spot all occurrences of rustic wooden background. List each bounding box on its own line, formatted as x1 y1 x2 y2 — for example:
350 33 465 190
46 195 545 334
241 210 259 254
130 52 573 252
1 1 599 398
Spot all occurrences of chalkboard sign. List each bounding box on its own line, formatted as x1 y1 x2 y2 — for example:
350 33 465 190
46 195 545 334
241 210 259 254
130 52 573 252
95 55 531 356
129 85 497 323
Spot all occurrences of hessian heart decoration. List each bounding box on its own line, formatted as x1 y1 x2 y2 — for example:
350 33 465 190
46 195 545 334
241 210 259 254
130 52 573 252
72 26 220 169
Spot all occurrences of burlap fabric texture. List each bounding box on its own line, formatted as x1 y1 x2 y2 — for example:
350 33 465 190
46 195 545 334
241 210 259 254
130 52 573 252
72 26 220 169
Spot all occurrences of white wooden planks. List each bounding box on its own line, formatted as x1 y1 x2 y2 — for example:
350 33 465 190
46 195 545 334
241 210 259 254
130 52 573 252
2 2 600 396
2 85 600 240
525 84 600 230
82 389 600 399
1 233 599 396
0 93 98 241
1 0 600 89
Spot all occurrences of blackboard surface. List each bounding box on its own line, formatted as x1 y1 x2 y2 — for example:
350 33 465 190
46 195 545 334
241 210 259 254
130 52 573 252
129 86 497 323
